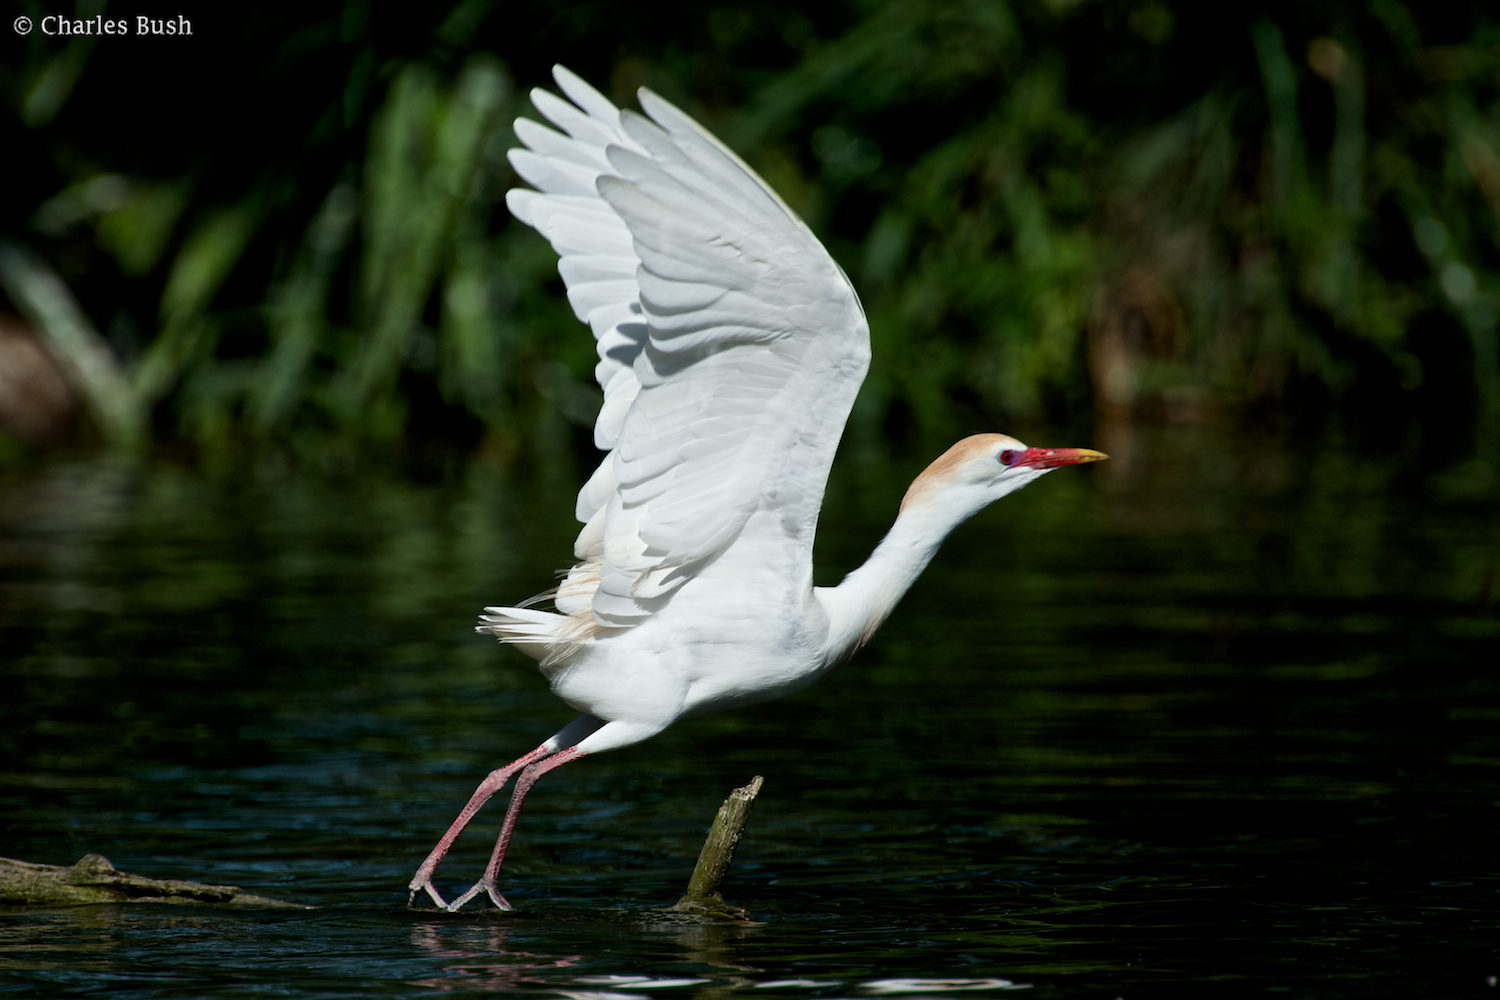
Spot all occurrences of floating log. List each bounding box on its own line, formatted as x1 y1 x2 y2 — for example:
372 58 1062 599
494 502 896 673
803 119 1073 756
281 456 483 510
0 853 310 908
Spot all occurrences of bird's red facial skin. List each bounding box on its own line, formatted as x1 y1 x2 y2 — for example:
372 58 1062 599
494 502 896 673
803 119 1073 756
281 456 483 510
1014 447 1108 470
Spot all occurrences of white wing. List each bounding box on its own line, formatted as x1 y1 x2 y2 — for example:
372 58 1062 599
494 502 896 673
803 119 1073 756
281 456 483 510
507 66 870 628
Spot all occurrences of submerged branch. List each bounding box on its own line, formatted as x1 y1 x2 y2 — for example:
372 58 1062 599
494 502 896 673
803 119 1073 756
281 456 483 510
0 854 310 909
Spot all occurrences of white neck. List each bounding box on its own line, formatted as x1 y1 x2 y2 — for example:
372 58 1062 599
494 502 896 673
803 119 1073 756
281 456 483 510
814 490 985 664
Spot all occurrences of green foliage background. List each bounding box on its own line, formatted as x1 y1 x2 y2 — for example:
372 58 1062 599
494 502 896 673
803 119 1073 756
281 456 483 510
4 0 1499 467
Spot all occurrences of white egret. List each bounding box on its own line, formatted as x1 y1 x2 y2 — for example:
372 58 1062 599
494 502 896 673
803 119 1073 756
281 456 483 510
409 65 1105 911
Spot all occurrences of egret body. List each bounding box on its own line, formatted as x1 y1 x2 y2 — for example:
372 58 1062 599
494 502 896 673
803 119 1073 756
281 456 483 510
408 66 1105 911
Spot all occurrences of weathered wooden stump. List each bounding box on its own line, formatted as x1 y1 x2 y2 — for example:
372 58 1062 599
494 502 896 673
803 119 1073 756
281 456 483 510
669 774 763 921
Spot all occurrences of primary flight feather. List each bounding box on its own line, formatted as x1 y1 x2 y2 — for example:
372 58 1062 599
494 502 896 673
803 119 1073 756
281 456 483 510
409 65 1104 912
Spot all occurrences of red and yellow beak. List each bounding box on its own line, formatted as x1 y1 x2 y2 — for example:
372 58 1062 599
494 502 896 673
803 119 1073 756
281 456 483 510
1015 447 1108 470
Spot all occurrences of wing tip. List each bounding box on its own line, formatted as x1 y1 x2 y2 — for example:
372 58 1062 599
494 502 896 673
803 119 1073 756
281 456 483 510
552 64 620 125
505 187 536 225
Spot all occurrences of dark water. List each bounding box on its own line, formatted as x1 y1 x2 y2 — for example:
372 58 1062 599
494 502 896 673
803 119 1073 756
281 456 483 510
1 427 1497 998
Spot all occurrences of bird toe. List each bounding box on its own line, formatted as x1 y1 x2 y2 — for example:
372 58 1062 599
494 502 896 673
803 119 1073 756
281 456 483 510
407 878 449 910
442 878 512 912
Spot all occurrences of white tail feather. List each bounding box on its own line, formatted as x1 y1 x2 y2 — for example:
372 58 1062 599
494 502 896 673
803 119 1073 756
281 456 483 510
477 604 605 668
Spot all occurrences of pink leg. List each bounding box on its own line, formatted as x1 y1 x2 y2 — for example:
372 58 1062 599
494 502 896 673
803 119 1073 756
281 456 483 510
407 744 555 909
444 747 588 912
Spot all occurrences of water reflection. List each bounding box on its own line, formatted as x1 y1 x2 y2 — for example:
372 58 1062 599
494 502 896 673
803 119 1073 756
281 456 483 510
0 427 1497 997
409 921 581 991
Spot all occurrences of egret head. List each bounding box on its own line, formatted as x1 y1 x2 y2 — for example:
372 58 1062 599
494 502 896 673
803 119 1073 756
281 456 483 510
899 433 1107 518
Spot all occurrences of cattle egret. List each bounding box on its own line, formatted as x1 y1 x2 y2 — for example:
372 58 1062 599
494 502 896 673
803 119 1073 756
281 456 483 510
408 66 1105 911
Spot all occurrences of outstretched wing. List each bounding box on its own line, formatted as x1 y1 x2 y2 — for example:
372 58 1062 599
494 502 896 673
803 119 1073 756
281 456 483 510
508 66 870 628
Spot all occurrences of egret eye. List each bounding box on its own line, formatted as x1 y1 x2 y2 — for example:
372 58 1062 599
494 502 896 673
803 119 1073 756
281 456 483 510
999 450 1016 466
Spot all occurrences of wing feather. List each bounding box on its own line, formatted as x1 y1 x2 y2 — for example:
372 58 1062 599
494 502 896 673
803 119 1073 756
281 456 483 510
503 65 870 631
513 118 612 171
